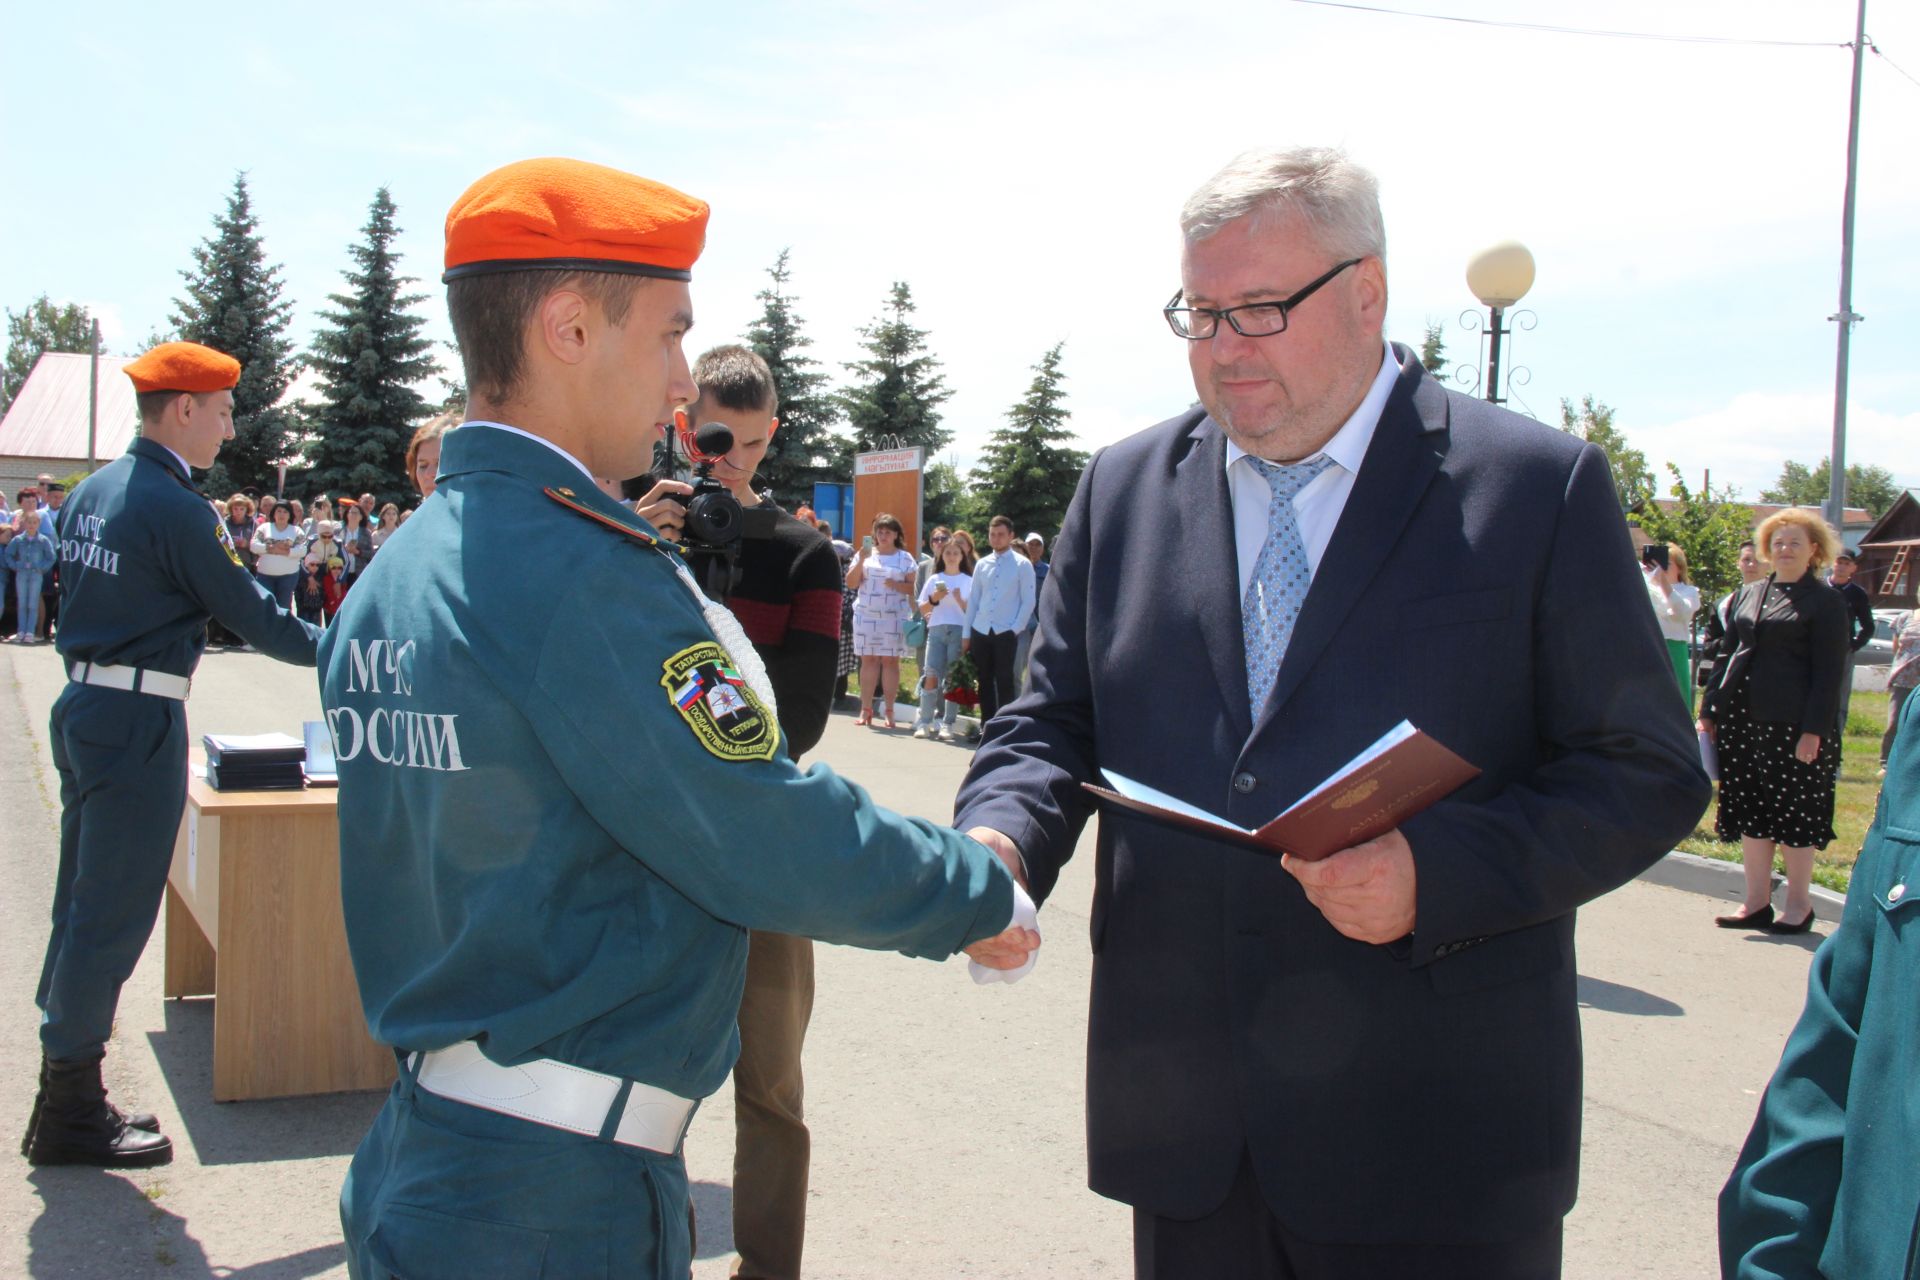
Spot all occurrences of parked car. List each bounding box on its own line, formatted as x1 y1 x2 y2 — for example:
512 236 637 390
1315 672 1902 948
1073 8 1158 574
1863 609 1912 667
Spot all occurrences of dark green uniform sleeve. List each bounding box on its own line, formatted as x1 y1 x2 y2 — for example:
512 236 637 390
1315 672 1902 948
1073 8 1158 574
524 543 1014 957
1717 837 1877 1274
162 502 322 665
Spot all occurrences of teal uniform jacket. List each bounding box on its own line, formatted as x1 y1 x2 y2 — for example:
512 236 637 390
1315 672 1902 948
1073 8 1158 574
57 437 321 673
40 436 319 1061
320 425 1015 1099
1720 689 1920 1278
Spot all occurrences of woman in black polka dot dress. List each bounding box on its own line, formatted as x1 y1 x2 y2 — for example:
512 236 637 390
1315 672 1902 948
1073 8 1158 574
1698 509 1851 934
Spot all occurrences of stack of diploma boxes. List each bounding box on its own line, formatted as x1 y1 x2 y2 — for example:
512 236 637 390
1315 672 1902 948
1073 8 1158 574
203 732 308 791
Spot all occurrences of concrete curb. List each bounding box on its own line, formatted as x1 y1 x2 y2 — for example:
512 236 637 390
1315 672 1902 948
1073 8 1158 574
1638 849 1848 910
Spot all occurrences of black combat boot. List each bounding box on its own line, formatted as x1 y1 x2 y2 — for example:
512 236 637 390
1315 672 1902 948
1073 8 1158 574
25 1052 172 1168
21 1052 161 1158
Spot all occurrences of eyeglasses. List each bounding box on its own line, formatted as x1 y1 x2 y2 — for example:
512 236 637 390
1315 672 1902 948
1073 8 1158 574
1164 258 1363 340
932 535 948 544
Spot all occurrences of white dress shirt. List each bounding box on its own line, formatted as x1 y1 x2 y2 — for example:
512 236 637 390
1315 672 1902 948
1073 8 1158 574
1226 343 1400 599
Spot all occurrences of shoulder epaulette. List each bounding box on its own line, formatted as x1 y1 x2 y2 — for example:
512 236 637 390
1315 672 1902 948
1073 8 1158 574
543 486 680 553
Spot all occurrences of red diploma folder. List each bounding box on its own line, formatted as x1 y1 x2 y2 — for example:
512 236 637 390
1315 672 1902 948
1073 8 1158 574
1080 721 1479 861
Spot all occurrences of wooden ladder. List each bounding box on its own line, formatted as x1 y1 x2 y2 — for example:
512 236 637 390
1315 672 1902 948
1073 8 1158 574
1885 546 1912 597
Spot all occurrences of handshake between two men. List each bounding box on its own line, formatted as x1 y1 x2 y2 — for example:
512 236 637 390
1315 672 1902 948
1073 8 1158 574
960 834 1043 982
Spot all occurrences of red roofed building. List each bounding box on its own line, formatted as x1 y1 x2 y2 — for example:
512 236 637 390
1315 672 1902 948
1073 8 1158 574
0 352 137 493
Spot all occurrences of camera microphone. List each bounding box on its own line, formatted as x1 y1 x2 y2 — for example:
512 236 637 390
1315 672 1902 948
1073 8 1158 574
693 421 735 456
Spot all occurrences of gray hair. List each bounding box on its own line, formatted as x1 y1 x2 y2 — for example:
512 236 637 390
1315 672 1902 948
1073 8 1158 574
1180 146 1386 261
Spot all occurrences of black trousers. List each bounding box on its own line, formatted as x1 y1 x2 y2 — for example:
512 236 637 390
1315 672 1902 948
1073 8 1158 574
1134 1153 1563 1280
970 629 1021 726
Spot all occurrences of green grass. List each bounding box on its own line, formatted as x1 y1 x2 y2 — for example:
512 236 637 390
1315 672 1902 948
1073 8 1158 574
1677 689 1891 892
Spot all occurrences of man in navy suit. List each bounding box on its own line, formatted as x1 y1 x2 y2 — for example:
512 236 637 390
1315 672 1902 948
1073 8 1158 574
955 147 1710 1278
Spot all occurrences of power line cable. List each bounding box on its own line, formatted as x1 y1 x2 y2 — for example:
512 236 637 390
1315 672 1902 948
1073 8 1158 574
1868 41 1920 92
1284 0 1848 49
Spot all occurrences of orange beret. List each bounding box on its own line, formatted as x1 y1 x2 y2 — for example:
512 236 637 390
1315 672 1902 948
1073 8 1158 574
443 157 709 284
123 342 242 394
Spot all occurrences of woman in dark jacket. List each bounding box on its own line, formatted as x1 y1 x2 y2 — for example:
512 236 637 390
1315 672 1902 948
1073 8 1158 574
337 501 376 580
1698 509 1851 934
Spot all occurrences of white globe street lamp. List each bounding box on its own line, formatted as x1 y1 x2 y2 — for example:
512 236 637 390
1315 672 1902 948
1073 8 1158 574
1465 241 1535 405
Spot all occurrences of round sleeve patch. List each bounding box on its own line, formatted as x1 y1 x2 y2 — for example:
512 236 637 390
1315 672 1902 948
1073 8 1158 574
660 641 780 762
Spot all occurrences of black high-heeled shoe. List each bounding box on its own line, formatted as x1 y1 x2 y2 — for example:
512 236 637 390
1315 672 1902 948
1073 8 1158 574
1768 909 1816 935
1715 904 1774 929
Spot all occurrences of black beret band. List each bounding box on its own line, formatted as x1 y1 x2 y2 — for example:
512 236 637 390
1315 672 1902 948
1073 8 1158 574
442 257 694 284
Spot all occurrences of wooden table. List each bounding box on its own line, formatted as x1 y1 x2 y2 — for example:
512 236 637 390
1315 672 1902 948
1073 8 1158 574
165 776 394 1101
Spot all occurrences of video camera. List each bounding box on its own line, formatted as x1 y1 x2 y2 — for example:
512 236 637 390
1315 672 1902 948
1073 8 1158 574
628 413 778 601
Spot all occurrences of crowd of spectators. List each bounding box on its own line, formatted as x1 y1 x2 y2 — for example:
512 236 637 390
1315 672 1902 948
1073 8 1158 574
1 476 68 642
806 514 1050 740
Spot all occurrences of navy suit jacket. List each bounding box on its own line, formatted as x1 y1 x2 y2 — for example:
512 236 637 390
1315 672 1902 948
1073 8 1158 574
954 347 1710 1243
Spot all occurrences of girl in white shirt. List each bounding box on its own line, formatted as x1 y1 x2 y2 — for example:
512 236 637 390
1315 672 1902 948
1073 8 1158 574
912 533 976 739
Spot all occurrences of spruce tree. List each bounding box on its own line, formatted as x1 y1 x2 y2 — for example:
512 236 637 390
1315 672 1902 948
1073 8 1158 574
969 343 1087 537
837 282 951 459
1 296 94 415
171 174 299 495
1419 320 1447 376
305 188 437 505
923 457 982 539
742 250 842 504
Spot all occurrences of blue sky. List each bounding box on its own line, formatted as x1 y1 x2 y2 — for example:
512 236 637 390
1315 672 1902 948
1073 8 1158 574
4 0 1915 499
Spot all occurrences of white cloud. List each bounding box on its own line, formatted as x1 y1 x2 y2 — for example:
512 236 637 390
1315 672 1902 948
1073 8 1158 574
1627 391 1920 499
73 300 124 346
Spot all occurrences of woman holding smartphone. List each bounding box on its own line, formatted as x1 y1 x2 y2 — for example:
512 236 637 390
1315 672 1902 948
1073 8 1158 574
845 513 916 728
913 530 976 740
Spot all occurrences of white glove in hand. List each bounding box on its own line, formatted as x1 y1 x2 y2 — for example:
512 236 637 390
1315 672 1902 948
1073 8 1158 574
969 882 1040 985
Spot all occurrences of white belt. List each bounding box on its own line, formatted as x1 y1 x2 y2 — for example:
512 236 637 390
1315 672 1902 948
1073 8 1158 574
410 1042 697 1155
68 661 190 701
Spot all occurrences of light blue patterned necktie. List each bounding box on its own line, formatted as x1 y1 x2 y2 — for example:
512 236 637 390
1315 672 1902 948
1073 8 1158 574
1243 455 1335 714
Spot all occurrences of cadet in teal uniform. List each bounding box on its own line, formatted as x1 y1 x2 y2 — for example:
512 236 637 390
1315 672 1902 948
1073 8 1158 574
1719 686 1920 1278
24 342 323 1169
325 157 1038 1280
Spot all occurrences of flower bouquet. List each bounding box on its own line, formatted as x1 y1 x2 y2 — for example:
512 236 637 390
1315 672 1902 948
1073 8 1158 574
943 650 980 710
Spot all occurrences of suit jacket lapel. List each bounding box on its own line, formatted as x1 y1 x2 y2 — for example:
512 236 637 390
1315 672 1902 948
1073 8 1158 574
1253 352 1450 736
1175 413 1255 744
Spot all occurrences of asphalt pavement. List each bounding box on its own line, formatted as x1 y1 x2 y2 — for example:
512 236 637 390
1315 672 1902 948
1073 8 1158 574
0 640 1831 1278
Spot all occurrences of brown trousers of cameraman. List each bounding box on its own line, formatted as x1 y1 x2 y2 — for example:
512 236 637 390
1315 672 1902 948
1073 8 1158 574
732 929 815 1280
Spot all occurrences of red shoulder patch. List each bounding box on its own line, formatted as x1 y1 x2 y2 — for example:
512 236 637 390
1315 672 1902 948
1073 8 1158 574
543 486 670 549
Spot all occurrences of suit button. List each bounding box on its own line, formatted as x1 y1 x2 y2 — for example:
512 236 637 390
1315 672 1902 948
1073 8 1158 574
1892 883 1907 902
1233 772 1257 794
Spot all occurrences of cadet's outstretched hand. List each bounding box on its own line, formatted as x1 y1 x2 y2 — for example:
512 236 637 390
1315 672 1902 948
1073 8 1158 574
967 880 1040 984
1282 828 1416 945
634 479 693 541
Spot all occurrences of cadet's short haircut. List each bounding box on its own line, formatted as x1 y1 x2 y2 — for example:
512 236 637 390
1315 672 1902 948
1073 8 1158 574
447 270 642 404
691 345 777 415
989 514 1015 533
136 389 193 424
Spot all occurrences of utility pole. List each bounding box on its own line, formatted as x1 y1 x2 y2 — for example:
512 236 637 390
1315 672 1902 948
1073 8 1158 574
1827 0 1868 532
86 318 100 474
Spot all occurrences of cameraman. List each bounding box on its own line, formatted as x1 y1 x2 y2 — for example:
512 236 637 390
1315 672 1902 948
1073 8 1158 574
639 344 843 1280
